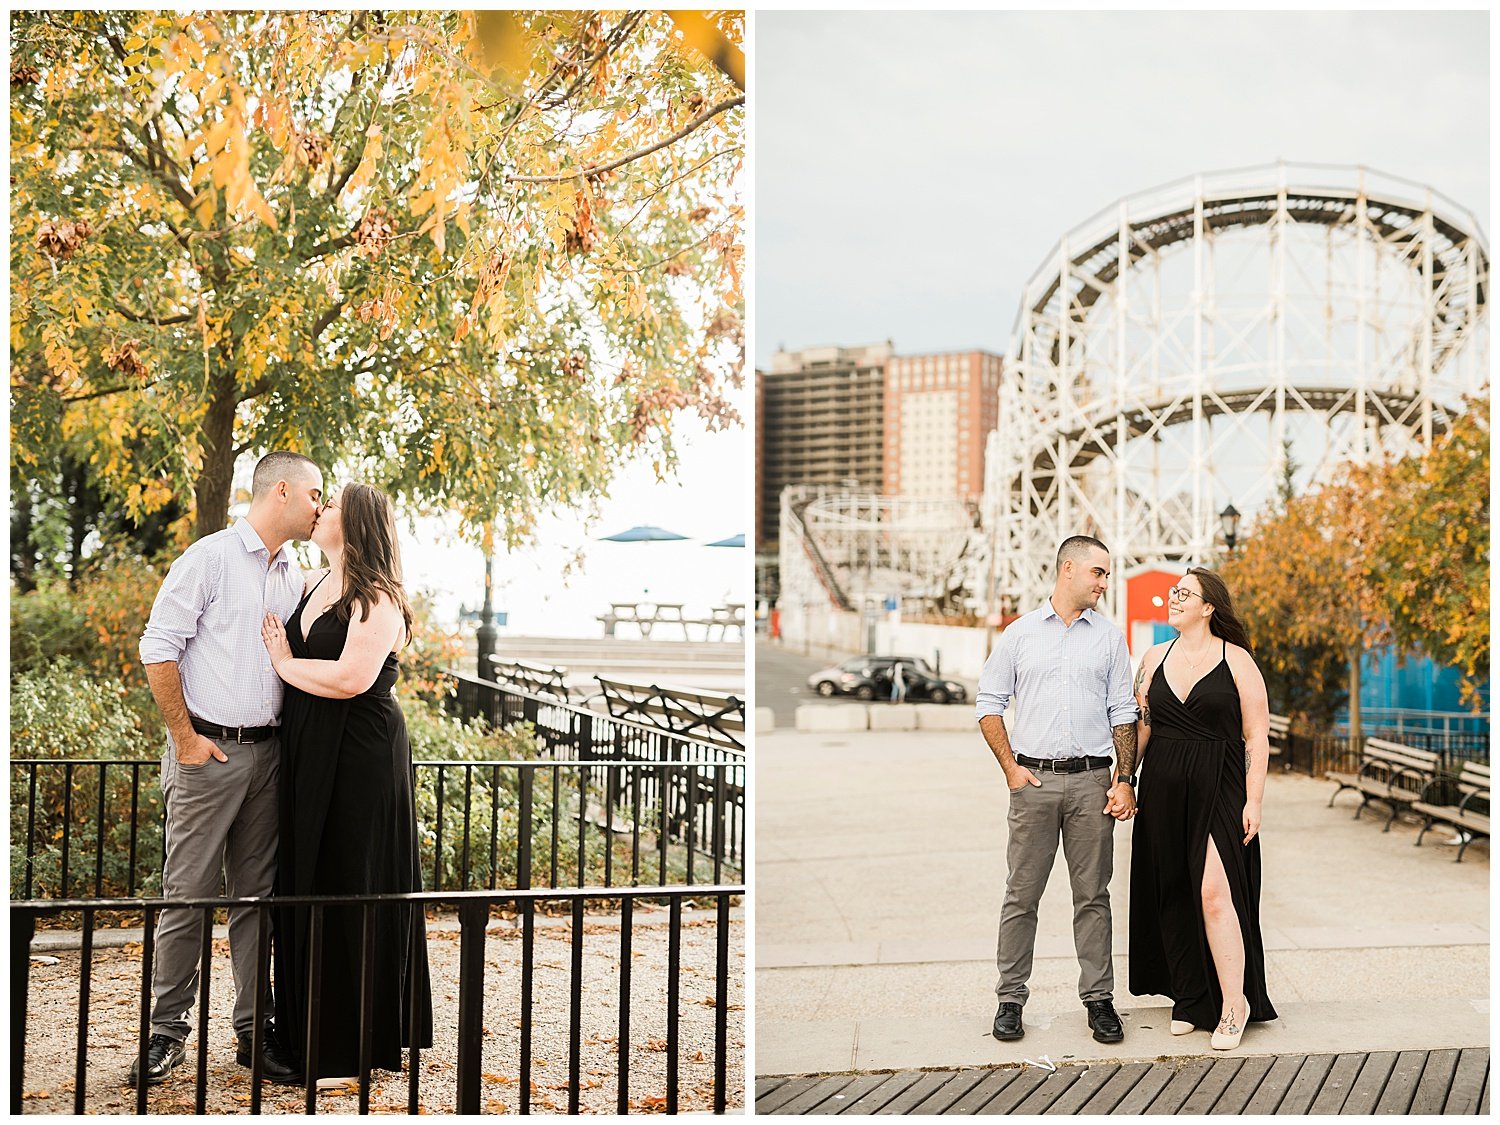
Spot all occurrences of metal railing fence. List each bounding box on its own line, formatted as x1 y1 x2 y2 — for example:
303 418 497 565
11 757 744 902
12 885 741 1116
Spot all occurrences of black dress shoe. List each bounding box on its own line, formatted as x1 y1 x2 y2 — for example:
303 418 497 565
235 1024 304 1084
992 1001 1024 1041
1085 999 1124 1043
127 1034 186 1087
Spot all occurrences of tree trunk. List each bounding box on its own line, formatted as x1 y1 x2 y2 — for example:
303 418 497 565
1347 644 1363 755
10 483 36 592
194 381 240 542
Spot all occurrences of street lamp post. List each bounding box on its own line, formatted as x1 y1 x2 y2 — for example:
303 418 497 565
1219 503 1242 554
476 550 497 678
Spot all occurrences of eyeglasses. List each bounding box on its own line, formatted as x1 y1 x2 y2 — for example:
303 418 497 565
1167 586 1205 604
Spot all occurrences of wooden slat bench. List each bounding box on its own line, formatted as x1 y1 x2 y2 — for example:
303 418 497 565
593 676 745 751
1267 713 1291 759
1326 737 1443 832
484 656 570 703
1412 761 1490 862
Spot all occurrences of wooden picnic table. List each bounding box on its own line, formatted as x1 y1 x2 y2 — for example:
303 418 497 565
595 601 690 639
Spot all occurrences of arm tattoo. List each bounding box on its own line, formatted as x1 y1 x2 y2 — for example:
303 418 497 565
1112 722 1138 777
1132 658 1152 725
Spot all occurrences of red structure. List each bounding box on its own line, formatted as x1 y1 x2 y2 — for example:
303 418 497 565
1124 569 1180 656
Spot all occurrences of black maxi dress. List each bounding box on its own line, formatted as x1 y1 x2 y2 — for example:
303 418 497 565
273 579 433 1078
1128 640 1277 1030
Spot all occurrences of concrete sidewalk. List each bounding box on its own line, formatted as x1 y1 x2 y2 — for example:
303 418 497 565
755 730 1489 1076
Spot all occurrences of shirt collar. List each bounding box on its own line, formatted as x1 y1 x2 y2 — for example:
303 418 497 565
233 517 291 569
1042 598 1097 625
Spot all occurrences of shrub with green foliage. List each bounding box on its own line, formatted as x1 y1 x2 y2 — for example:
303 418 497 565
10 659 163 897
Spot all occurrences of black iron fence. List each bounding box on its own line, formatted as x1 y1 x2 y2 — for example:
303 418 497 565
1273 729 1488 778
11 670 746 901
11 756 744 902
11 885 741 1115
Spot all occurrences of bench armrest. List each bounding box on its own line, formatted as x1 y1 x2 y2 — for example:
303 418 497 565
1457 788 1491 816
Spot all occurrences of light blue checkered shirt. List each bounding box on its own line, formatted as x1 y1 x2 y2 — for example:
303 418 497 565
139 519 304 728
975 600 1139 758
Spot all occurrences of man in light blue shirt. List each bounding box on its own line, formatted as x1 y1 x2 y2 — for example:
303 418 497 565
131 451 323 1088
976 535 1139 1046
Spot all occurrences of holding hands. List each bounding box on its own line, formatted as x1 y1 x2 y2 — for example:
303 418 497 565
1105 781 1136 820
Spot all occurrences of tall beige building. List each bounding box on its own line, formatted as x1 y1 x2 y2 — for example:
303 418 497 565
884 350 1002 504
755 342 891 550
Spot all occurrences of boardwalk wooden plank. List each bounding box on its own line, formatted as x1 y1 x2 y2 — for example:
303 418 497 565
1010 1066 1083 1114
1177 1057 1244 1115
1374 1050 1430 1114
765 1075 860 1115
1041 1063 1121 1115
1307 1053 1367 1115
1341 1051 1398 1115
1110 1061 1176 1115
1208 1054 1276 1114
1142 1057 1214 1114
1409 1050 1460 1116
874 1070 985 1115
943 1067 1025 1115
903 1070 995 1115
1277 1052 1336 1115
978 1065 1053 1114
758 1077 791 1099
1240 1054 1307 1114
808 1072 914 1115
1444 1047 1488 1115
1077 1061 1153 1115
757 1076 822 1113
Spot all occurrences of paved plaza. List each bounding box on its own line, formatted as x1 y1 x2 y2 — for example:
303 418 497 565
755 726 1489 1077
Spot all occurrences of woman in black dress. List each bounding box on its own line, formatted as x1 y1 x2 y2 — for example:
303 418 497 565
260 482 433 1083
1129 568 1276 1050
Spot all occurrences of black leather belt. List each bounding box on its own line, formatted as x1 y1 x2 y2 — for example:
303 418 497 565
190 718 277 744
1016 754 1112 773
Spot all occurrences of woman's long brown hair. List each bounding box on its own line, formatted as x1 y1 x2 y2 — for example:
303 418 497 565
333 482 414 645
1186 566 1253 656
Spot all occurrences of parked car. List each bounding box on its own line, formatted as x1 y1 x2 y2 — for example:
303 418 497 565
807 656 967 704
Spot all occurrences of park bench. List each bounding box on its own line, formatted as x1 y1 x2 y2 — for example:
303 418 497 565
1412 761 1490 862
483 656 570 703
590 676 746 856
1266 713 1291 758
593 676 745 751
1326 737 1443 832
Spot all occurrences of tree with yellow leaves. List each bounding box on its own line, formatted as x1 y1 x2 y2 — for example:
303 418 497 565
11 10 745 551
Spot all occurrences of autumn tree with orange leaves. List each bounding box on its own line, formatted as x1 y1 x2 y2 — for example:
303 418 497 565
1223 398 1489 732
10 10 745 557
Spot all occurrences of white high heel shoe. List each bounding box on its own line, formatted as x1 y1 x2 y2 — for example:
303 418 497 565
1170 1019 1195 1035
1210 998 1246 1050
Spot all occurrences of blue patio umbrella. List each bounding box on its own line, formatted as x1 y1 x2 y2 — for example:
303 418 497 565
706 534 745 547
599 524 688 542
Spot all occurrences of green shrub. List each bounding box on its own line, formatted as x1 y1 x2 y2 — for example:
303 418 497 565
10 659 163 898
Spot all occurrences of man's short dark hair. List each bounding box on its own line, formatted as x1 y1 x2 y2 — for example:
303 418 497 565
1057 535 1108 572
252 451 319 498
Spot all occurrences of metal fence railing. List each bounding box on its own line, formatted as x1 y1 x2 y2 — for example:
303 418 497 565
10 756 745 902
11 885 741 1115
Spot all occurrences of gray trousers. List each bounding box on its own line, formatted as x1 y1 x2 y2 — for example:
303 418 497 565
150 733 280 1041
995 765 1115 1005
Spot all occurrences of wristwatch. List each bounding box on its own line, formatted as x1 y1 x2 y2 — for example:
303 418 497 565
1117 774 1138 787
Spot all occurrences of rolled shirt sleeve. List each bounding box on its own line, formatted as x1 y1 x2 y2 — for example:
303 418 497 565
975 630 1016 721
139 548 217 665
1106 630 1140 728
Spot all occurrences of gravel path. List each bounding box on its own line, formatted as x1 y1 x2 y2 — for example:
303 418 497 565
18 908 745 1115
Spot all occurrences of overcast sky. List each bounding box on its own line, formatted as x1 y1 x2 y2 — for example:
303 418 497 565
755 10 1490 364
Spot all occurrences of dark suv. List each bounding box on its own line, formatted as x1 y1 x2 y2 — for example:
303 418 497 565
807 655 967 704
